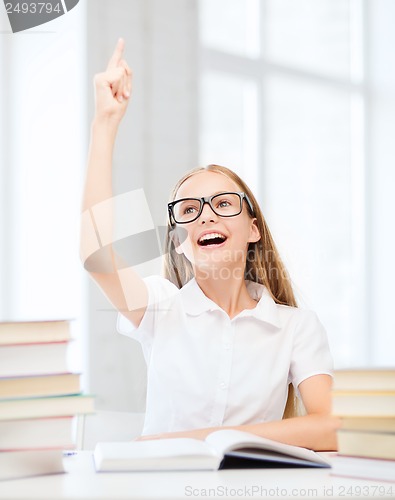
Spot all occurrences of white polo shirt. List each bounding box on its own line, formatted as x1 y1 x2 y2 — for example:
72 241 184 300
117 276 333 436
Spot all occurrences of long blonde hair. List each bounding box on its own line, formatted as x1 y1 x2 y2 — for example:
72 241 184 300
162 164 300 418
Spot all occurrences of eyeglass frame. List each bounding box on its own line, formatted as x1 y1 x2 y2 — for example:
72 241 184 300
167 191 254 226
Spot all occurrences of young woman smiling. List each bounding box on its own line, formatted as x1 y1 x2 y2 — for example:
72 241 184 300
81 39 341 451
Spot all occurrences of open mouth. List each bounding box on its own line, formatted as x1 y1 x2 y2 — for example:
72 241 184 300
197 232 227 247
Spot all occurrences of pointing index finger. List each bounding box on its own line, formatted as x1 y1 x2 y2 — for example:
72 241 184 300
106 38 125 70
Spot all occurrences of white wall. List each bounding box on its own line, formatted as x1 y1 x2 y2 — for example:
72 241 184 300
85 0 199 411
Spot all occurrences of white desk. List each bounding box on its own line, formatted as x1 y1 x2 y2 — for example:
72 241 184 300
0 452 393 500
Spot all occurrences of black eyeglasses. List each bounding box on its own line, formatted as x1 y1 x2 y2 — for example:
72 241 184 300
168 191 254 225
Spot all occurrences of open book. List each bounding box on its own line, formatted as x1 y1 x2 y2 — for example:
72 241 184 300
93 429 331 471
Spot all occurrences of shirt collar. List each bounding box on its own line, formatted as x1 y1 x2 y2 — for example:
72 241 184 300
181 278 282 329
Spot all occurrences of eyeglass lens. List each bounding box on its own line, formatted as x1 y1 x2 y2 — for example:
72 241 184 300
173 193 242 223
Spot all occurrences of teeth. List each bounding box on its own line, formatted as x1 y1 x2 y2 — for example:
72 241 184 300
198 233 226 243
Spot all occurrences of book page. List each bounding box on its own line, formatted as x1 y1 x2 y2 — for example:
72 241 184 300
205 429 330 466
94 438 221 471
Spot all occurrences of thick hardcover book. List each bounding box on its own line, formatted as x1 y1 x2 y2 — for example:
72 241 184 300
332 391 395 417
333 369 395 391
0 394 95 420
0 416 75 450
93 429 331 472
339 416 395 432
0 320 71 345
0 342 70 377
0 449 65 481
337 429 395 460
0 373 81 399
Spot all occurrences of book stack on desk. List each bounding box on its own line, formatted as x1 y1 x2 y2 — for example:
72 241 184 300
331 368 395 482
0 320 95 481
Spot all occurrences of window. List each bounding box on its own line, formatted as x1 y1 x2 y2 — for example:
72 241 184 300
198 0 392 367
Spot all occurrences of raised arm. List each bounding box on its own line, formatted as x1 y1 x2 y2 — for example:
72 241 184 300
81 38 148 328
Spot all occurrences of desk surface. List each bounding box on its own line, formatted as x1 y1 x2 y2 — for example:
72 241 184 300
0 452 393 500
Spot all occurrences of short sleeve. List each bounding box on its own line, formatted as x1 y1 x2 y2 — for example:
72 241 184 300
288 310 334 392
116 275 179 343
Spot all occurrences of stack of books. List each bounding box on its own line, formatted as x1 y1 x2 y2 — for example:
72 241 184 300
331 368 395 482
0 320 95 481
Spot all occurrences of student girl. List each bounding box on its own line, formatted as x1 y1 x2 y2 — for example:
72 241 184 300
81 39 341 451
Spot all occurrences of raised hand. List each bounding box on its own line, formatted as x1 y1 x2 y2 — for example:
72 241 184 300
93 38 132 123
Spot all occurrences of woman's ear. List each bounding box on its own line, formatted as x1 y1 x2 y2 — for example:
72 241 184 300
248 218 261 243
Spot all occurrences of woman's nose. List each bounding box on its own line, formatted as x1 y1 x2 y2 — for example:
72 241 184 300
199 202 218 223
